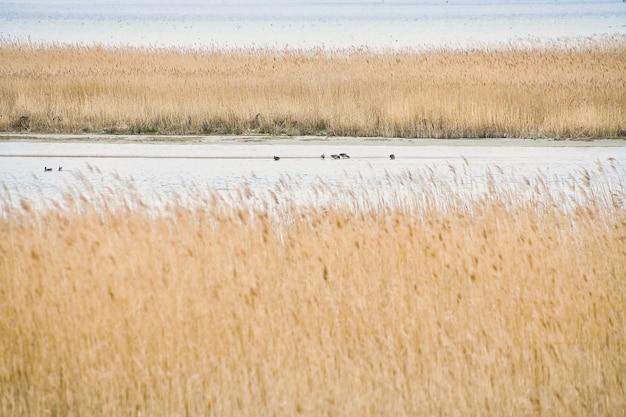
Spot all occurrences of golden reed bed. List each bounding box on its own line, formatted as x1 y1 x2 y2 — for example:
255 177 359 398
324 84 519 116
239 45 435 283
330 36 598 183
1 37 625 138
1 169 625 416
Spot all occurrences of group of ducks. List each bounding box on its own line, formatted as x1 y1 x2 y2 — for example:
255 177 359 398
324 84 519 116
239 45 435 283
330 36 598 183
273 153 396 161
322 153 351 160
47 153 397 166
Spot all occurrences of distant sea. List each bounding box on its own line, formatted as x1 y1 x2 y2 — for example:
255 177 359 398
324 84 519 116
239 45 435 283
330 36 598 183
1 0 626 50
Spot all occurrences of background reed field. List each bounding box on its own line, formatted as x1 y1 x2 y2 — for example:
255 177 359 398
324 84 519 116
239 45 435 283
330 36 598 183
1 168 625 417
1 37 625 138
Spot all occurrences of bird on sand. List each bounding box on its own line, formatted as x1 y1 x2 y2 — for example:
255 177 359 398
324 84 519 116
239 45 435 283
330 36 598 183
389 154 396 160
44 166 52 172
273 156 280 161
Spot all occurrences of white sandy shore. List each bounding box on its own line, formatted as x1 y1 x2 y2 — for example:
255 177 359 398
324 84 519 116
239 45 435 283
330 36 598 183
1 133 625 148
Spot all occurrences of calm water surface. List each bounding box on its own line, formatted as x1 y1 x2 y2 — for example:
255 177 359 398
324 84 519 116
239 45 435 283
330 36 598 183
1 0 625 50
1 136 624 210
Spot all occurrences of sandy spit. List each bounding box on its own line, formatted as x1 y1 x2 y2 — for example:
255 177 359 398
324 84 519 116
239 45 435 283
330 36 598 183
1 133 625 148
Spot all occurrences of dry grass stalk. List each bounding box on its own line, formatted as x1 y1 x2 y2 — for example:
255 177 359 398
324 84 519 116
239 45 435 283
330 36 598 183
1 170 625 416
1 38 625 138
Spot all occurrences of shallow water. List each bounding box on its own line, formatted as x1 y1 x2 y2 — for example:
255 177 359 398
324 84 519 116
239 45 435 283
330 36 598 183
1 136 625 210
2 0 625 50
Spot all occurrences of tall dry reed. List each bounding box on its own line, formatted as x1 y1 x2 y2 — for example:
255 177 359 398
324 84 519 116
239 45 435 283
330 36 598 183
1 169 625 416
1 37 625 138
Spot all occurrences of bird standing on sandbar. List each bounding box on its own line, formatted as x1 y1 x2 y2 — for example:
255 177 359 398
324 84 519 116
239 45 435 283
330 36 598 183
273 156 280 161
389 154 396 160
44 166 52 172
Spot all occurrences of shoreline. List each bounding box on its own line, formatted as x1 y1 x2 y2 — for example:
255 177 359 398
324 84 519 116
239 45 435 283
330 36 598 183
1 133 626 148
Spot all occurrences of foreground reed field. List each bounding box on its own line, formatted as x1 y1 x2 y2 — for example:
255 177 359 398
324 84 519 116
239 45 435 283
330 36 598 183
1 38 625 138
1 168 625 417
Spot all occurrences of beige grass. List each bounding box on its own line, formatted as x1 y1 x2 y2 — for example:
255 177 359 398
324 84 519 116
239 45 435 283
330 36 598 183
1 38 625 138
1 169 625 417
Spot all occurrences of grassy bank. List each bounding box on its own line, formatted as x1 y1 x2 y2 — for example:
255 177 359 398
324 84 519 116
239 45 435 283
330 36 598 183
1 170 625 416
1 38 625 138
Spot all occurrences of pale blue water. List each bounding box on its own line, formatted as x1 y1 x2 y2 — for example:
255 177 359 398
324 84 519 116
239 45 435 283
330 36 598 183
1 137 625 211
1 0 625 50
